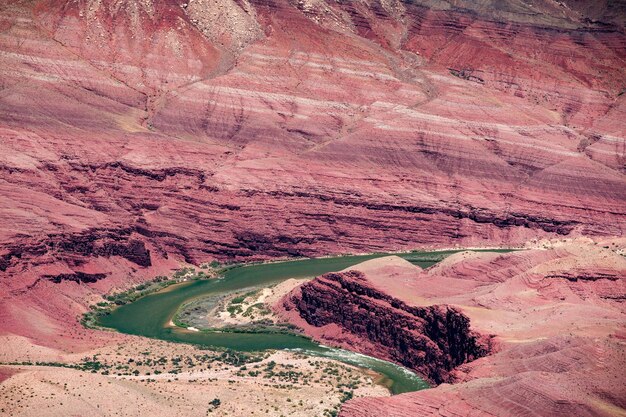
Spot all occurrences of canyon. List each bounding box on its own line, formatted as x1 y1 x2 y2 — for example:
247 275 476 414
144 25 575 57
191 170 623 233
0 0 625 415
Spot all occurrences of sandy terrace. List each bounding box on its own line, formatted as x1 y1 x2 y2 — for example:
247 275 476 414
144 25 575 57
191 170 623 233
0 335 388 417
181 278 310 329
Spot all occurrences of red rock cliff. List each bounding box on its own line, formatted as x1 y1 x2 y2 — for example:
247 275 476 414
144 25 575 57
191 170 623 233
282 270 492 384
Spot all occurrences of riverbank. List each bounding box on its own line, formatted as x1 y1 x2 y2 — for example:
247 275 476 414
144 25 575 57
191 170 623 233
0 336 388 417
81 266 219 329
174 279 308 334
85 247 514 331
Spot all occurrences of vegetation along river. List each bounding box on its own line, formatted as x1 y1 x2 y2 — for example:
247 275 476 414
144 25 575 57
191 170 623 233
99 249 510 394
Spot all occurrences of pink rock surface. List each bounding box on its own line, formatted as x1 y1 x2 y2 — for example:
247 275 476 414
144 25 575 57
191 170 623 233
0 0 625 357
276 246 626 416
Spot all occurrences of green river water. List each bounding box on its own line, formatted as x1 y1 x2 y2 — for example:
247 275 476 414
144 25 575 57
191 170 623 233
98 250 509 394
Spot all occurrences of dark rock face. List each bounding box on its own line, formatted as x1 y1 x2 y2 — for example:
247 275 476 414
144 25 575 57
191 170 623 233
97 239 152 267
546 271 621 282
42 272 108 284
1 228 151 273
283 271 492 384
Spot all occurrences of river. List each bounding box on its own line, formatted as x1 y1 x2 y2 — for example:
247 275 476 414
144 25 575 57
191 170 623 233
98 249 508 394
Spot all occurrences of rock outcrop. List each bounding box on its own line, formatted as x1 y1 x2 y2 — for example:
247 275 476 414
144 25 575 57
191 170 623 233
282 270 491 384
